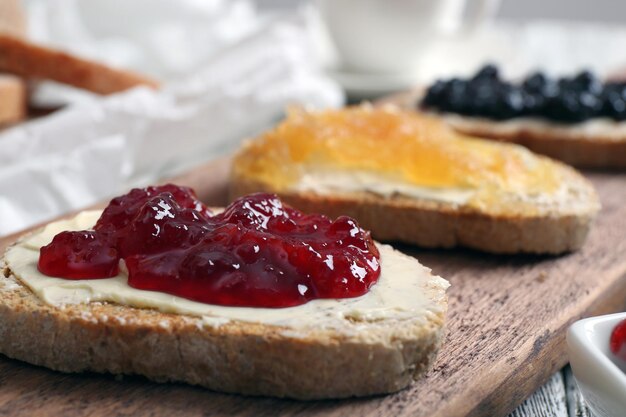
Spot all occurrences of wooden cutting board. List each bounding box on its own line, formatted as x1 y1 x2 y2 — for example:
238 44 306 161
0 157 625 417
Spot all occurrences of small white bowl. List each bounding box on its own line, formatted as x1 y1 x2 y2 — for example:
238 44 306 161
568 312 626 417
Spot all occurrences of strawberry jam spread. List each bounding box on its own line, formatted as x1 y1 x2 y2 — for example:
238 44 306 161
38 185 381 307
610 319 626 361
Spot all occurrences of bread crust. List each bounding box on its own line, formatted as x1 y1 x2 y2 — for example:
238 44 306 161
445 115 626 170
0 73 25 125
0 0 27 38
0 34 159 95
384 89 626 169
0 247 446 400
230 168 598 255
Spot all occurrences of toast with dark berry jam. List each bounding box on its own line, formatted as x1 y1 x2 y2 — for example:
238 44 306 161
419 65 626 169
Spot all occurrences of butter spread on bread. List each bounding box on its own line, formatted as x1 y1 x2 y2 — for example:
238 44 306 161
5 210 448 327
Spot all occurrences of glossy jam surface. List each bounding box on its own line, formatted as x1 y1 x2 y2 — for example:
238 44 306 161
422 64 626 123
610 319 626 361
38 185 381 308
233 106 561 196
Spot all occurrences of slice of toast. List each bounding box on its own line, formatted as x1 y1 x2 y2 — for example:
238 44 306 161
397 88 626 170
230 106 600 254
0 34 159 95
0 0 27 126
0 214 449 400
438 113 626 170
0 73 26 125
0 0 27 38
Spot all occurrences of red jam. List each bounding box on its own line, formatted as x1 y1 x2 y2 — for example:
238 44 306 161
38 185 381 308
610 319 626 361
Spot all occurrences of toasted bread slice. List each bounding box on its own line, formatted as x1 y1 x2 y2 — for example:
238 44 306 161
0 73 26 125
0 0 27 38
395 88 626 169
0 34 159 95
439 113 626 170
0 213 449 400
230 106 600 254
231 174 596 255
0 1 27 126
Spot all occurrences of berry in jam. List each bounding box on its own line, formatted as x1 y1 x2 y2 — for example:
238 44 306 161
610 318 626 361
39 231 118 279
38 185 381 308
421 64 626 123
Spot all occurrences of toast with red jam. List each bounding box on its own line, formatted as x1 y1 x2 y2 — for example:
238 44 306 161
0 186 449 399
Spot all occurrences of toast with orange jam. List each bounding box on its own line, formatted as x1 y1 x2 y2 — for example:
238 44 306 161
230 105 600 254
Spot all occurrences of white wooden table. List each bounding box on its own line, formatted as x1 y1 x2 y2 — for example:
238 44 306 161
510 367 590 417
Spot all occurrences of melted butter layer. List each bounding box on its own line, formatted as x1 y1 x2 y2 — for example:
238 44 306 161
233 106 563 205
295 169 474 205
5 211 449 329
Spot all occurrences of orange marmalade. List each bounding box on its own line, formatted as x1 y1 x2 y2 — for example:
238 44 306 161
233 105 563 213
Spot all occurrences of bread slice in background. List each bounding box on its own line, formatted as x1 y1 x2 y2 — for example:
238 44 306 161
0 0 27 126
0 0 26 38
0 223 448 400
0 73 26 126
389 88 626 169
440 114 626 170
230 106 600 255
231 171 597 255
0 34 159 95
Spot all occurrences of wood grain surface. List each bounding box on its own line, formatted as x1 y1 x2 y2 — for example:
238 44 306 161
510 372 567 417
0 158 625 417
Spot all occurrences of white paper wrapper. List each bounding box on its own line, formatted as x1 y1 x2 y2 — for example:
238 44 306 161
0 134 125 233
0 1 343 236
26 0 259 81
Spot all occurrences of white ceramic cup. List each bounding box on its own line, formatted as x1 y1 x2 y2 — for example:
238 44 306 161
317 0 500 74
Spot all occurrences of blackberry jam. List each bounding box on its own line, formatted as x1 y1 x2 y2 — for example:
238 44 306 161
421 64 626 123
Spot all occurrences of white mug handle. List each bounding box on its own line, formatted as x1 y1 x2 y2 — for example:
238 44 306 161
461 0 501 33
